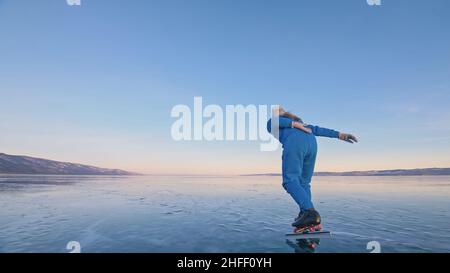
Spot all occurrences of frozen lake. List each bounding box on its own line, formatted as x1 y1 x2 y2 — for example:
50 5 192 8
0 175 449 253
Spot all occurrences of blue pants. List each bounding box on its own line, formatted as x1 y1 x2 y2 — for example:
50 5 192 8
281 134 318 211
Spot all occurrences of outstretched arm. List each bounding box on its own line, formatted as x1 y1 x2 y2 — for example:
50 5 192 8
306 125 340 138
306 125 358 143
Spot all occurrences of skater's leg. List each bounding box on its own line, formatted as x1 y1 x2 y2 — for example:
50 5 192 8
300 152 316 207
299 139 317 208
282 148 314 211
291 142 321 231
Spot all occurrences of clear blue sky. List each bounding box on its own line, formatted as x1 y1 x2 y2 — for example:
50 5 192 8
1 0 449 174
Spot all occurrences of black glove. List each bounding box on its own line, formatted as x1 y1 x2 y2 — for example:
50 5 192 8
339 133 358 144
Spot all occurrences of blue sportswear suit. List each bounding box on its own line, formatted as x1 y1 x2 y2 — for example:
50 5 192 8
267 117 340 211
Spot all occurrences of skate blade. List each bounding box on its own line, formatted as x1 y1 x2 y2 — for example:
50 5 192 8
293 224 323 234
285 230 331 239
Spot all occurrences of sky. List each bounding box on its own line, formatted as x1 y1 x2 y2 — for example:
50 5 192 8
0 0 449 175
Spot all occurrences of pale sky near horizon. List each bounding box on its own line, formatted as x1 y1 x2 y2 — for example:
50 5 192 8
1 0 449 175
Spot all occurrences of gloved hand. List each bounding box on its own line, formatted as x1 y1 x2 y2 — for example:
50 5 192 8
339 133 358 143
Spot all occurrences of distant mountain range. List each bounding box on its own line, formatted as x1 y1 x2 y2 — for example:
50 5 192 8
2 152 449 176
0 153 135 175
243 168 450 177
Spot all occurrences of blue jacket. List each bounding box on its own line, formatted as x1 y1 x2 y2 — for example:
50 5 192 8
267 117 339 145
